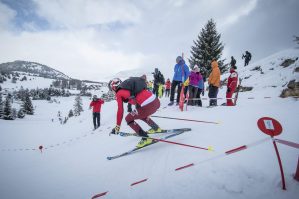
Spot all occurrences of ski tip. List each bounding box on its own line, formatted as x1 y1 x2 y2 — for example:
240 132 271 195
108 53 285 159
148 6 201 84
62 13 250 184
107 157 112 160
207 146 214 151
217 121 221 124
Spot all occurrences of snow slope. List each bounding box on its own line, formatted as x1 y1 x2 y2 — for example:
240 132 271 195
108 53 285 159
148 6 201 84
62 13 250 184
1 75 54 90
0 49 298 199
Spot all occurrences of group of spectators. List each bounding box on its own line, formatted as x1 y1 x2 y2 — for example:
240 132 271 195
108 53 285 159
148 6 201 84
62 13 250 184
151 51 249 107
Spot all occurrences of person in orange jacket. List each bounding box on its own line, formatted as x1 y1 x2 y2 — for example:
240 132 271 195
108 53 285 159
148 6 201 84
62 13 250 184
208 60 221 106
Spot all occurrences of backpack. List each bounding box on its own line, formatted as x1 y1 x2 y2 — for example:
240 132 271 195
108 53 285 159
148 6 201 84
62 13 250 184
118 77 147 97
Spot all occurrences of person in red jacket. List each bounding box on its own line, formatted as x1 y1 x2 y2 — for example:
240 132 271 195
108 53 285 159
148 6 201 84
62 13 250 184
109 77 162 148
89 95 104 129
226 65 238 106
164 78 171 97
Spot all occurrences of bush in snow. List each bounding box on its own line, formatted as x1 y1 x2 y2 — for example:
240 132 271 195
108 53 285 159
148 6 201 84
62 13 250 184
68 109 74 118
73 95 83 116
17 109 25 118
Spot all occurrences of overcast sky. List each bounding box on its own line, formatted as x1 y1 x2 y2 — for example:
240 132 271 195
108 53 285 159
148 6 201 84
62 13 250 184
0 0 298 81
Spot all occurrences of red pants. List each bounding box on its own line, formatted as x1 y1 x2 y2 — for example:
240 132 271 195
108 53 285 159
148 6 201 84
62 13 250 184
226 89 236 106
125 98 160 134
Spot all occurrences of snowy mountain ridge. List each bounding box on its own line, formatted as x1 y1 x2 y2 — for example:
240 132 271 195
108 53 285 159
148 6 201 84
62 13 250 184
0 60 70 80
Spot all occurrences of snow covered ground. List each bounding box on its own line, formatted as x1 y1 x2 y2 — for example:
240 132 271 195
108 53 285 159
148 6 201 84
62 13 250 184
0 49 299 199
1 75 54 91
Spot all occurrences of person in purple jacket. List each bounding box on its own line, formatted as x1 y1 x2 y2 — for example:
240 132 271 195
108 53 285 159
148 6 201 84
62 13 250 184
187 65 201 106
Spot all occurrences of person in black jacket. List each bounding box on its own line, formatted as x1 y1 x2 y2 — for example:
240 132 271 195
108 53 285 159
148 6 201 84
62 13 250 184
242 51 252 66
152 68 165 97
230 56 236 68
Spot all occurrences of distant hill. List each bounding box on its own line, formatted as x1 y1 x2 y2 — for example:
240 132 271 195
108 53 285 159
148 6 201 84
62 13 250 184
0 60 107 91
0 60 70 80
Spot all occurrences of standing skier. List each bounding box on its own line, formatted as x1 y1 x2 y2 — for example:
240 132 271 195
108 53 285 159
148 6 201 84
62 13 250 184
208 60 221 106
226 65 238 106
109 77 162 148
230 56 236 68
152 68 165 98
168 56 190 106
164 78 171 97
242 51 252 66
195 68 205 107
89 95 105 129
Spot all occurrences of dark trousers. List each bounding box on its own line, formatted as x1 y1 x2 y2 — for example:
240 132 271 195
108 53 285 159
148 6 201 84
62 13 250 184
244 59 250 66
187 85 198 106
170 80 182 102
208 85 219 106
165 89 170 97
153 84 159 97
93 112 100 128
125 98 160 134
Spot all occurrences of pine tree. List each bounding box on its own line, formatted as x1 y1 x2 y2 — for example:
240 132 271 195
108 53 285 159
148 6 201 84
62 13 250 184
189 18 226 78
73 95 83 116
22 93 34 115
0 93 3 118
3 96 14 120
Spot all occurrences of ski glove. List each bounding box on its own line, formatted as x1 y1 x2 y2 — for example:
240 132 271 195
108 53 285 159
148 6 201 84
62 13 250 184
111 125 120 135
183 78 189 86
227 88 231 93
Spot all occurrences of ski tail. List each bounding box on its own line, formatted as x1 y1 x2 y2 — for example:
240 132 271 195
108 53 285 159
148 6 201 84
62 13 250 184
234 78 242 105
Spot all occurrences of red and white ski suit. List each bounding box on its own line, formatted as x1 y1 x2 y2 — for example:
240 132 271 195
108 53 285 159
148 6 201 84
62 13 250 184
115 89 160 133
226 68 238 106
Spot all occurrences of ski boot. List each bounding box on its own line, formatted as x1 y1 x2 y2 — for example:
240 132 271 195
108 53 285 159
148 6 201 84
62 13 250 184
136 129 153 148
168 101 174 106
147 123 163 134
136 137 153 148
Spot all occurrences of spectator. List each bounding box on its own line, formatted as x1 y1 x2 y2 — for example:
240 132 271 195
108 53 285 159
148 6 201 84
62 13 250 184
152 68 165 97
89 95 104 130
187 65 200 106
195 69 205 107
168 56 190 106
226 65 238 106
208 60 221 106
165 78 171 97
230 56 236 68
242 51 252 66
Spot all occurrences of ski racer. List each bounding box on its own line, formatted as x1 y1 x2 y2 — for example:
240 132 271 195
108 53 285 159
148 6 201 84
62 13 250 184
108 76 163 148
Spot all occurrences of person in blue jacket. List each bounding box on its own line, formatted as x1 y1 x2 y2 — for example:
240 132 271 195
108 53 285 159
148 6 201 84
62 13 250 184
195 69 205 107
168 56 190 106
